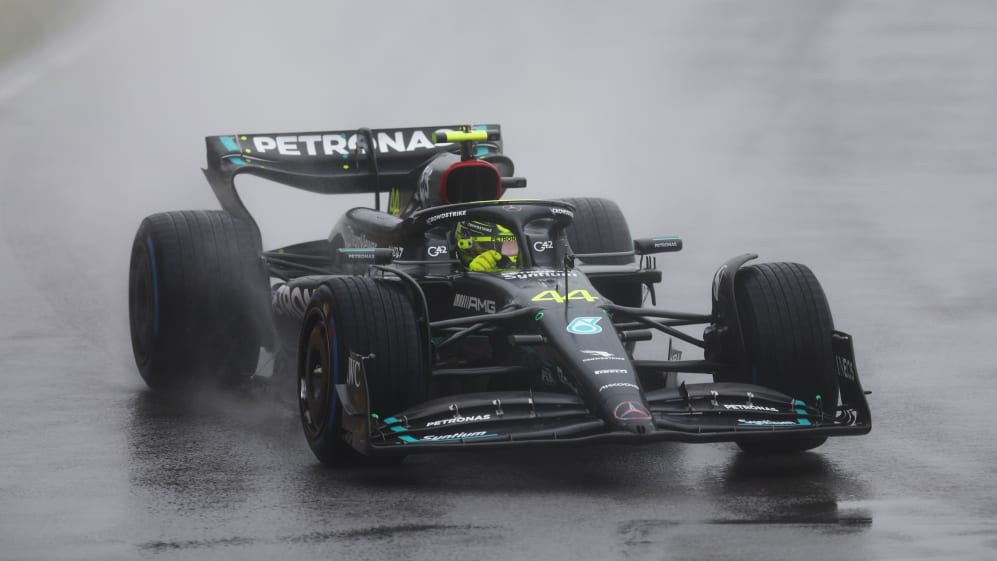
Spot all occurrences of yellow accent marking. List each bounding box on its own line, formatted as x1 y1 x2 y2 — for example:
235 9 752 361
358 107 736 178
244 149 251 153
568 289 599 302
531 289 599 304
433 130 489 143
343 164 350 170
532 290 564 303
240 136 248 140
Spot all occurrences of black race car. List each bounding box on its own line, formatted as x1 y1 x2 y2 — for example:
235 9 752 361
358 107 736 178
127 124 871 465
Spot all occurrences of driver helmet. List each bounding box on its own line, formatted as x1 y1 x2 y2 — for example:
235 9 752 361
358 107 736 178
455 221 519 268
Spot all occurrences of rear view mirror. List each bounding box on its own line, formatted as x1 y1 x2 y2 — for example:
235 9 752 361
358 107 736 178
634 237 683 255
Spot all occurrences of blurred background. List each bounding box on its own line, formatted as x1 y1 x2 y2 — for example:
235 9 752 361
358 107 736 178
2 1 996 559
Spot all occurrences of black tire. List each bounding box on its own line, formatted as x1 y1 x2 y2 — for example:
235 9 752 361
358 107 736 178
298 277 428 467
723 262 838 454
559 197 640 307
559 197 634 265
128 210 269 389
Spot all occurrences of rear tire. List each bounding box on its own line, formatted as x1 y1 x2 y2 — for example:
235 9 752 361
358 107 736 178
559 197 634 265
128 210 269 389
559 197 640 306
298 277 428 467
723 262 838 454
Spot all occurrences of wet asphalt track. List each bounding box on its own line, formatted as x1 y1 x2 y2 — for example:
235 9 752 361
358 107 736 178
2 1 997 559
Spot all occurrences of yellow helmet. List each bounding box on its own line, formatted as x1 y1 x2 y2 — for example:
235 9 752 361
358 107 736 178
455 221 519 268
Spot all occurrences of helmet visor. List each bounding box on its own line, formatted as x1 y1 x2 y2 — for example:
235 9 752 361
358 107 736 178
500 240 519 256
466 235 518 258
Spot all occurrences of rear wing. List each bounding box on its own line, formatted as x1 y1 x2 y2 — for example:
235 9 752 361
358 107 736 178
202 124 502 221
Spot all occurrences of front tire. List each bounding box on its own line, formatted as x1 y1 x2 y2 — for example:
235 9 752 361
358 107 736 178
298 277 428 466
722 262 838 454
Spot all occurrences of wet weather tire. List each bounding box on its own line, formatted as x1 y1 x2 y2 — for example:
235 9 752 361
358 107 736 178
559 197 641 306
559 197 634 265
128 210 269 389
725 262 838 454
298 277 428 467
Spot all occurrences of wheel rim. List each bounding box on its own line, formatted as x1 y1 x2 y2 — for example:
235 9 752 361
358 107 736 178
128 240 155 366
299 321 332 440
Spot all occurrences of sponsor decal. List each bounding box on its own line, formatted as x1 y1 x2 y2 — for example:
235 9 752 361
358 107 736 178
425 209 468 225
344 251 374 260
567 316 603 335
343 247 403 259
594 369 629 375
426 414 490 427
737 419 799 426
427 245 448 257
532 289 598 303
835 355 857 381
500 269 578 280
272 285 312 318
503 205 523 212
453 294 497 314
248 130 444 157
599 382 640 392
346 352 364 388
421 431 490 441
550 207 574 218
581 350 627 362
614 401 652 421
533 240 554 252
346 231 403 258
723 403 779 412
654 240 679 249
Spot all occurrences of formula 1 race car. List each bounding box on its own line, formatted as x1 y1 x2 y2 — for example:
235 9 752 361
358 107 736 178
127 124 871 465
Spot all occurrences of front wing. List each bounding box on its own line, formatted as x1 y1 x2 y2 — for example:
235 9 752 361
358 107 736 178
340 332 871 455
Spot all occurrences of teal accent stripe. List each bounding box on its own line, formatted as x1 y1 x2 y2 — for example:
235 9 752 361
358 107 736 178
230 157 247 166
384 417 401 425
397 433 497 444
428 433 497 441
795 409 808 415
796 418 813 426
794 400 807 406
390 426 408 433
219 136 239 152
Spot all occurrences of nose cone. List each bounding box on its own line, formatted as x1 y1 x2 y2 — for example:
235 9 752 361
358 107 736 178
612 400 655 434
623 421 656 435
